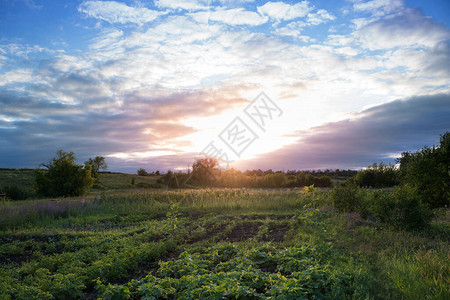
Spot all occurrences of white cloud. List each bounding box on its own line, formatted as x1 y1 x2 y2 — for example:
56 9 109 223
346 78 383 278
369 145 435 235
306 9 335 25
273 8 334 38
354 0 404 16
0 69 34 86
190 8 268 26
3 0 450 171
274 21 305 37
44 55 92 73
78 1 162 25
155 0 208 11
257 1 312 21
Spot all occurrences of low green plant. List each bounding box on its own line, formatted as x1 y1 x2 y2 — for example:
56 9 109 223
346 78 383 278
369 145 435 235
331 183 366 213
370 186 432 230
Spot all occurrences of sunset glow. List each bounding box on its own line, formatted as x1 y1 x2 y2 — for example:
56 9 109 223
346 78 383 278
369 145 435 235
1 0 449 172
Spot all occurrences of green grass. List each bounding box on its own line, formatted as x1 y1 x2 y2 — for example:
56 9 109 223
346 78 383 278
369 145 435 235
0 169 35 194
93 172 161 190
0 169 162 199
0 188 448 299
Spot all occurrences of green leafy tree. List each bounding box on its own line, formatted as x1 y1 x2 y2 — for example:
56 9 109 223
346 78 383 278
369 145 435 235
34 150 94 197
397 132 449 208
137 168 149 176
85 156 107 179
192 158 219 186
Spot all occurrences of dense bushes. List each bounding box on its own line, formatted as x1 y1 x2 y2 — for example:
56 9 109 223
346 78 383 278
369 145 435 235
331 183 366 213
34 150 94 197
353 163 399 188
370 186 432 230
158 162 334 189
331 184 432 230
397 132 449 208
0 185 29 201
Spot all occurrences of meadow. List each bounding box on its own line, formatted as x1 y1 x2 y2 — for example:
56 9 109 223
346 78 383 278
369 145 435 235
0 187 448 299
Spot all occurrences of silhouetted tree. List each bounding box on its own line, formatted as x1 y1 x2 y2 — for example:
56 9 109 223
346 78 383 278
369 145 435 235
34 150 94 197
192 158 219 186
85 156 107 179
137 168 149 176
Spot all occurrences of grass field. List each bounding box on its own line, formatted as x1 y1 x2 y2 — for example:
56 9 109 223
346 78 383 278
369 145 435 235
0 188 448 299
0 169 162 199
0 169 36 194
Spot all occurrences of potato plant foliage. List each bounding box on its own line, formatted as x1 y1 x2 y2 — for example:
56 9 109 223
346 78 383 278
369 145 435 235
0 189 448 299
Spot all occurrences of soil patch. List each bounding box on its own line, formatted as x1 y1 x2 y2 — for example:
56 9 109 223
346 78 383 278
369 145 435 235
261 224 290 242
185 223 228 244
222 222 262 242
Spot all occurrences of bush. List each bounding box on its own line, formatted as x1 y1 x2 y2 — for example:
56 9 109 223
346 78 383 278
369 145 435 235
34 150 94 197
315 175 334 188
160 171 193 188
397 132 449 208
370 186 432 230
296 173 333 188
331 183 366 213
137 168 149 176
0 185 29 200
354 162 399 188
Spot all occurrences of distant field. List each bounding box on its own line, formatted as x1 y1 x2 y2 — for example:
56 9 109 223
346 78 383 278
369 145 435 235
0 169 161 197
0 189 448 299
93 172 162 190
0 169 35 193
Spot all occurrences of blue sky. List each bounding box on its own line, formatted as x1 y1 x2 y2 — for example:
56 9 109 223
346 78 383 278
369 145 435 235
0 0 449 172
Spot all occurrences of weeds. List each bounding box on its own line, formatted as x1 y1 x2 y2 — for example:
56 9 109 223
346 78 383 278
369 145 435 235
0 188 448 299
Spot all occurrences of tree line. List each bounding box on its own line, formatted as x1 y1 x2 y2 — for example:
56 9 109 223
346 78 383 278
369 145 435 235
158 162 336 189
1 131 447 205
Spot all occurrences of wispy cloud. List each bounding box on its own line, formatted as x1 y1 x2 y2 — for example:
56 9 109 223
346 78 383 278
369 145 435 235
78 1 163 25
155 0 209 11
190 8 268 26
257 1 312 21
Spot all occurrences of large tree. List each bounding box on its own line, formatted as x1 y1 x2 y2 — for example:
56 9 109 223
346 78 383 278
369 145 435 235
192 157 219 186
34 150 94 197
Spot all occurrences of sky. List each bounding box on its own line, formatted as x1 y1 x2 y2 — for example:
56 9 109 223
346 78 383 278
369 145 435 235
0 0 449 173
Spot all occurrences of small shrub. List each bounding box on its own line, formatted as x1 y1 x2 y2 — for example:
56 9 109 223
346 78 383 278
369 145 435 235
137 168 149 176
370 186 432 230
331 183 366 213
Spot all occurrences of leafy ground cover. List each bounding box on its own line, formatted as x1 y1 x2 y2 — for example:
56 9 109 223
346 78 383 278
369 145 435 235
0 189 448 299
